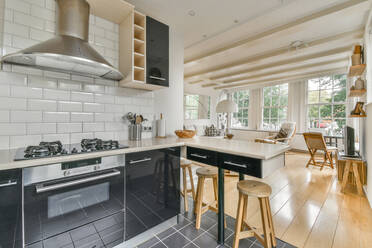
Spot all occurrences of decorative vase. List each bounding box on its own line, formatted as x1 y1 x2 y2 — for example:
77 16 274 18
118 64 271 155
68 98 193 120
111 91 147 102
355 77 365 90
351 54 361 66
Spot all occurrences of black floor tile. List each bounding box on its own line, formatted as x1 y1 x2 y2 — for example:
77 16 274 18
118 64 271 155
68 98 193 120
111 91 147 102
73 233 104 248
200 215 217 230
151 242 167 248
43 232 73 248
155 227 177 240
225 234 254 248
173 215 191 230
207 224 233 239
25 241 43 248
162 232 190 248
193 232 219 248
70 224 97 241
179 224 205 241
93 215 117 232
183 243 199 248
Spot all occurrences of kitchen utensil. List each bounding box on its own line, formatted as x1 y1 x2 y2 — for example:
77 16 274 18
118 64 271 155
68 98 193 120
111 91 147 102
129 124 142 140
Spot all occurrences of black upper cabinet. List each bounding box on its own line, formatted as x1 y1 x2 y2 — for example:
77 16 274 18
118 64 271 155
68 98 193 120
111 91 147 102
146 16 169 87
0 169 22 248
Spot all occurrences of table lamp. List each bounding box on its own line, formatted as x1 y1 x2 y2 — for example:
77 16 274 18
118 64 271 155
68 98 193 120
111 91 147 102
216 99 238 137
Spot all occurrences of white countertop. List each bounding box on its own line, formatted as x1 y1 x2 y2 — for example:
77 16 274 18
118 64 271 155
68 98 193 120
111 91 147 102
0 136 290 171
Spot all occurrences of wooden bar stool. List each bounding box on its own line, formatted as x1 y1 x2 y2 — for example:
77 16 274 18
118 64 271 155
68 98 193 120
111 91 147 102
233 180 276 248
194 167 219 229
180 158 196 212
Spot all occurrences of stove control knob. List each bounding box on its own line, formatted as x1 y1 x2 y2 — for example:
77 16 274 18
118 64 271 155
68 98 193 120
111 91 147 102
94 165 101 171
71 148 78 153
64 170 71 176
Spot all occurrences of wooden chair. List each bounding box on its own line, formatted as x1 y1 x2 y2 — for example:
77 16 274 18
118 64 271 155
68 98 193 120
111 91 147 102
303 132 337 170
255 122 296 145
233 180 276 248
180 158 196 212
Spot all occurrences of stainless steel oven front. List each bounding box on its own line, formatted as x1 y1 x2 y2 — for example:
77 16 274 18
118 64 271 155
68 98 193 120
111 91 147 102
23 155 125 248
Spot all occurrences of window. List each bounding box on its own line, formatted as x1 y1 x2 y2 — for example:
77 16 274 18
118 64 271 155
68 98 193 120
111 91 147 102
184 94 211 120
232 90 249 128
263 84 288 130
307 74 346 135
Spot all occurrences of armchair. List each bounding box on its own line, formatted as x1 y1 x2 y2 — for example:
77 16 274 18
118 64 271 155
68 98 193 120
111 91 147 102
255 122 296 145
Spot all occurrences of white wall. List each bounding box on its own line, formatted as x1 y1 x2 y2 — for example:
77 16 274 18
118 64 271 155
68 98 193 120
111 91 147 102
0 0 158 149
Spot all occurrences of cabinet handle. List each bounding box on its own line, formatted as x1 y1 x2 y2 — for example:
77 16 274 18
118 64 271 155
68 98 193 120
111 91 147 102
224 161 246 168
149 76 166 81
129 158 152 164
190 153 207 159
167 148 176 152
0 180 17 188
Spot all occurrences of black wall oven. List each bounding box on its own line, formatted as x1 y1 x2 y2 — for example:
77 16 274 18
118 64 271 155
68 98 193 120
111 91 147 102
23 155 125 248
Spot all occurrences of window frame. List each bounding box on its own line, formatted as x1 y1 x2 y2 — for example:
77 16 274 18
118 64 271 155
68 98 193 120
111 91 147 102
306 74 347 134
231 90 250 128
262 84 288 131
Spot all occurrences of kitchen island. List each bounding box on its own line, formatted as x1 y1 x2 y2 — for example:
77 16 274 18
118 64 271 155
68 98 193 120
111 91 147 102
0 136 290 247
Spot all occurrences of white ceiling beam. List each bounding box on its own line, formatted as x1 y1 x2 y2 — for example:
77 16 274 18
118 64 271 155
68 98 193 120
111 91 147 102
213 67 348 90
215 58 348 86
188 45 352 84
185 29 362 81
184 0 367 65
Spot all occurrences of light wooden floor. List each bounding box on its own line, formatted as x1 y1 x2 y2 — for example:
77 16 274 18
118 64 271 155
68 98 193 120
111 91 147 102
198 152 372 248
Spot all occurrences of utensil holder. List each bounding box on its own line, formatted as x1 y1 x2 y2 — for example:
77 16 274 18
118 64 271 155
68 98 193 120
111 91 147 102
129 124 142 140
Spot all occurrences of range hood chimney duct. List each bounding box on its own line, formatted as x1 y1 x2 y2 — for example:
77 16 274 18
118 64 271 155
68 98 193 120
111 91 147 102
1 0 124 81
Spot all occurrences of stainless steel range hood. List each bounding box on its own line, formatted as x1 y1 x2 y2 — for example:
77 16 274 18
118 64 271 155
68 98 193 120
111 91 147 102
1 0 123 81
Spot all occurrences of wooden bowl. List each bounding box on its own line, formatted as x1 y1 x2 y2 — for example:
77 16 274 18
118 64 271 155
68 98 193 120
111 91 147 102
226 134 234 139
175 130 196 139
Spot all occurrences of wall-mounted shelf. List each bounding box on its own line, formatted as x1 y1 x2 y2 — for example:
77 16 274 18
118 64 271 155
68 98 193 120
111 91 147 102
349 89 366 97
349 114 367 118
348 64 366 77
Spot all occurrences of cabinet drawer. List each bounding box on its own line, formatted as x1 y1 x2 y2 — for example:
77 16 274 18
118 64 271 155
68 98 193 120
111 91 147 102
161 146 180 157
218 152 262 178
187 147 217 166
126 150 160 167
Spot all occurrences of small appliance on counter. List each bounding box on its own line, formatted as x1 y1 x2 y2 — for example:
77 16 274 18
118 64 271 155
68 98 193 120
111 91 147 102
204 125 222 137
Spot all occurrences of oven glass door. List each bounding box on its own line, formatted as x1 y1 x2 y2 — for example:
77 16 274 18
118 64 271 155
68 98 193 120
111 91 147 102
24 167 124 248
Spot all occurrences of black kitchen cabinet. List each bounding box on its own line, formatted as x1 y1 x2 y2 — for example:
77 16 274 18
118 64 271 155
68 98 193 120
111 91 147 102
125 147 180 240
146 16 169 87
0 169 22 248
218 152 262 178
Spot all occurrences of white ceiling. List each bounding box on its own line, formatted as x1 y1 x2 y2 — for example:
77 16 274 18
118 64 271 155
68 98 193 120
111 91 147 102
126 0 296 47
126 0 370 92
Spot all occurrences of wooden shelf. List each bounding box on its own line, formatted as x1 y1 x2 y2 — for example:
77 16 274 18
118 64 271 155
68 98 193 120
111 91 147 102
134 24 144 31
134 40 145 54
348 64 366 77
349 114 367 118
134 11 145 27
134 27 145 41
87 0 133 24
349 89 366 97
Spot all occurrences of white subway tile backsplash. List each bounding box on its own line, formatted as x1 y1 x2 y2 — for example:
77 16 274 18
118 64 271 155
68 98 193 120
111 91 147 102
10 135 42 149
12 65 43 76
28 75 57 88
95 16 115 31
44 20 56 33
94 93 114 104
83 122 105 132
4 9 13 22
30 28 54 41
0 110 10 122
105 122 124 131
14 11 44 30
0 97 27 110
31 5 55 21
0 123 26 135
94 36 115 50
58 101 82 112
83 84 105 93
0 85 11 96
11 86 42 98
83 103 104 112
71 91 94 102
11 110 42 122
57 123 82 133
4 34 12 46
104 104 124 113
70 133 94 143
5 0 31 14
94 113 114 122
0 72 27 85
94 131 114 140
27 123 56 135
23 0 45 8
42 134 70 144
58 80 82 91
71 112 94 122
0 136 10 149
43 112 70 122
115 96 131 105
4 21 29 37
28 99 57 111
45 0 56 10
44 89 70 100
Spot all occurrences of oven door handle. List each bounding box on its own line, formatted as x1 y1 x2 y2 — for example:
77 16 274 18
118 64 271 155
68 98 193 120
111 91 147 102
35 170 121 194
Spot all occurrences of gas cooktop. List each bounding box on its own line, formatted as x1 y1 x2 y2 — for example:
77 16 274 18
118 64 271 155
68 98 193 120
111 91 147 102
14 139 129 161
